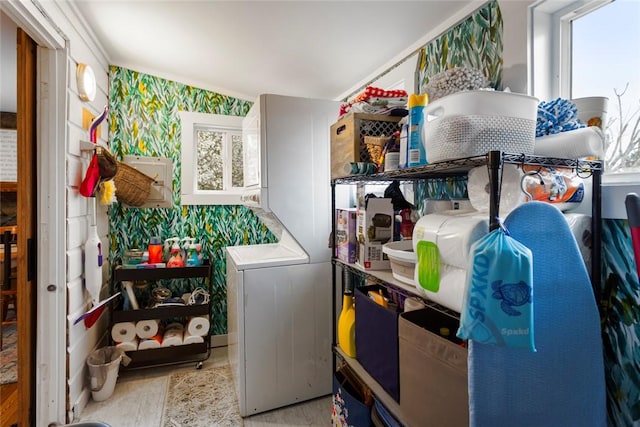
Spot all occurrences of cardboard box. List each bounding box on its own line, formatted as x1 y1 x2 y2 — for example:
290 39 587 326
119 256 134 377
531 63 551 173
335 208 357 264
356 197 393 270
330 113 402 179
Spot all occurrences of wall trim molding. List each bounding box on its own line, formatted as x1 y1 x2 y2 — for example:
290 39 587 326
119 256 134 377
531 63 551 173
210 334 228 348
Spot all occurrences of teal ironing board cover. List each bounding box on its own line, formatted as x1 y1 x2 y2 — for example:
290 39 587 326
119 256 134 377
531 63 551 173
468 202 606 426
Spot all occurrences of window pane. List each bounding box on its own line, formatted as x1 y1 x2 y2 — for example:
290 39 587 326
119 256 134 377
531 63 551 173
196 129 223 190
572 0 640 173
231 133 243 187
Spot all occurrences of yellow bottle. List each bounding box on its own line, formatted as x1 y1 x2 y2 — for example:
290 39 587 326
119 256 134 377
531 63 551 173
338 291 356 358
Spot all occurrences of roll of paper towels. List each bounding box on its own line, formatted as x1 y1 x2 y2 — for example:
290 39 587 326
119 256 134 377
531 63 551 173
111 322 136 343
412 213 488 269
161 323 184 347
534 127 605 159
136 319 160 339
467 164 526 217
116 338 138 352
187 316 210 337
183 331 205 345
414 263 468 313
138 334 162 350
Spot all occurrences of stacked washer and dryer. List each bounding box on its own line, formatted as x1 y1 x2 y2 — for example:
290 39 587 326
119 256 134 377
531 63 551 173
226 94 341 416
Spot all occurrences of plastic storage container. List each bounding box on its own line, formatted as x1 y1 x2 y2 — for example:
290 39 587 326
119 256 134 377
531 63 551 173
381 240 416 286
423 91 538 163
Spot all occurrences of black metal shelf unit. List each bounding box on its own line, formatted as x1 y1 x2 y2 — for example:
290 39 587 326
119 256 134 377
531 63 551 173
110 262 212 369
331 151 603 294
330 150 603 422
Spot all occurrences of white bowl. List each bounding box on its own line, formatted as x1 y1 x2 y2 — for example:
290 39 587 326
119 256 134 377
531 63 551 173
382 240 416 285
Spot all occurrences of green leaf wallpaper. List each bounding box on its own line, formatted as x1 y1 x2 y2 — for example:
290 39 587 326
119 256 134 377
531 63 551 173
108 66 276 335
601 219 640 427
413 0 502 214
417 0 503 93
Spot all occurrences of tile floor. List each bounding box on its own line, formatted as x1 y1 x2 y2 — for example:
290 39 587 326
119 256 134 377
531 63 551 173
78 346 331 426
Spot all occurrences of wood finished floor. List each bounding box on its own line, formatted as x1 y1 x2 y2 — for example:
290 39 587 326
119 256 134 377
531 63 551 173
78 346 331 426
0 381 17 427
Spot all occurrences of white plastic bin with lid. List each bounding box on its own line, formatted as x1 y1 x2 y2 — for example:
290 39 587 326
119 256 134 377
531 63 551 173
86 346 130 402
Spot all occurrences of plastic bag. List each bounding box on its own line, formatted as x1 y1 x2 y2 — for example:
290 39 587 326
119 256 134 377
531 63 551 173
457 226 535 350
521 166 584 207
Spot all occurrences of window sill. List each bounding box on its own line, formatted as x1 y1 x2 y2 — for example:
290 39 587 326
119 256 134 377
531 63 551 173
602 173 640 219
181 192 243 206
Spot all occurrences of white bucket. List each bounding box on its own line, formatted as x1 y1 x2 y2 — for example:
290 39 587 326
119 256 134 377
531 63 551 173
572 96 608 129
87 347 123 402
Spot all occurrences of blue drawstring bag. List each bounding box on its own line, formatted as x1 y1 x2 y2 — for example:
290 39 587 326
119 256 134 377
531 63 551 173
457 225 536 351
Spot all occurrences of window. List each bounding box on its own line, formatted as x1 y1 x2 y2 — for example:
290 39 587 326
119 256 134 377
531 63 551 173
530 0 640 176
571 0 640 174
180 111 244 205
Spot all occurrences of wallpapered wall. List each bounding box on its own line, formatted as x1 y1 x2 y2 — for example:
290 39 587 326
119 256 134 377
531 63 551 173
601 219 640 426
417 0 503 94
410 1 639 424
414 0 502 209
105 2 503 337
108 66 276 335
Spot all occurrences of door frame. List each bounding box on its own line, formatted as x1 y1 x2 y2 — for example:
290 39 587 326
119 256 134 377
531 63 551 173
1 1 67 425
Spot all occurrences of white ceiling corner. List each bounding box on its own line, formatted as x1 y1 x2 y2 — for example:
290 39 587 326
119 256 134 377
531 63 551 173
70 1 481 101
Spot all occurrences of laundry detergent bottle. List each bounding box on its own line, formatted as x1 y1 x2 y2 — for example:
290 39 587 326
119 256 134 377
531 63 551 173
407 93 428 167
337 290 356 358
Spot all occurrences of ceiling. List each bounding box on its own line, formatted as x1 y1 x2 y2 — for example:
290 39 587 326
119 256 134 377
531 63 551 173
71 1 480 102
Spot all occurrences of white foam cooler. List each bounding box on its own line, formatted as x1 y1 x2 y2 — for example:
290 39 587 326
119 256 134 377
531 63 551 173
422 91 539 163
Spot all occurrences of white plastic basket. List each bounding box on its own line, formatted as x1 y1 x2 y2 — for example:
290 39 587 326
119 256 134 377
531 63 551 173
423 91 539 163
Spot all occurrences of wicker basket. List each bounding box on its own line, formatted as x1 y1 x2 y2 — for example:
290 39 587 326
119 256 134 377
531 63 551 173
113 161 155 206
364 136 390 165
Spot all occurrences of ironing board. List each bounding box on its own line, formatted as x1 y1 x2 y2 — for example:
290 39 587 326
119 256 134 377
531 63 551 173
468 201 605 427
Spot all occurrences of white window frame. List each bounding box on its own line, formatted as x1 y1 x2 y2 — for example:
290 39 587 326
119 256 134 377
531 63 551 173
179 111 244 205
528 0 612 101
529 0 640 219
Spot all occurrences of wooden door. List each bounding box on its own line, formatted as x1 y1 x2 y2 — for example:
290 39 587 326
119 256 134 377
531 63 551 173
16 27 37 426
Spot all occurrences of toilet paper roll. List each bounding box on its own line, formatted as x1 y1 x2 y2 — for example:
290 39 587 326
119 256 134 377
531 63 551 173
414 263 468 313
136 319 160 339
161 324 184 347
183 331 205 345
534 126 605 159
412 213 488 270
115 338 138 352
565 213 592 274
138 334 162 350
186 316 210 337
111 322 137 343
467 164 526 217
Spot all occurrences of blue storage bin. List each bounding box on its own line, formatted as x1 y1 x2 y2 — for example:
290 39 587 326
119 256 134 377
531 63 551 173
332 369 373 427
354 284 400 402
